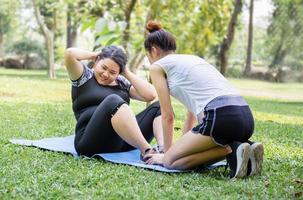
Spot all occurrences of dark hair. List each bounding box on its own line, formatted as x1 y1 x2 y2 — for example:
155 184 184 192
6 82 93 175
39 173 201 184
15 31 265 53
96 45 127 73
144 20 176 52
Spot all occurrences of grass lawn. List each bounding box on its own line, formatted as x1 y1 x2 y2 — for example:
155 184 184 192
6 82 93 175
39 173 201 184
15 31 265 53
0 67 302 199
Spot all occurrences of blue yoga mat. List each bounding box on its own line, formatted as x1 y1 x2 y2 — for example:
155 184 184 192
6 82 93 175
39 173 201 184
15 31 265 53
10 135 226 172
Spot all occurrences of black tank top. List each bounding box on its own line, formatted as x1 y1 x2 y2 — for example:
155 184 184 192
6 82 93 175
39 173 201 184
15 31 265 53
71 76 130 134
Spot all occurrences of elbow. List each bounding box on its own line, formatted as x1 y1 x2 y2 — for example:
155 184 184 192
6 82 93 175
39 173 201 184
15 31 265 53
145 92 157 102
142 89 157 102
64 48 74 58
64 48 77 69
162 113 174 124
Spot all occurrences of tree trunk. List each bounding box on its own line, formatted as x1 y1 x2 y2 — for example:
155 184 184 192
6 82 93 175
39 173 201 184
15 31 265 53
47 33 55 78
129 53 140 72
128 8 156 73
244 0 254 76
132 53 145 72
122 0 137 51
32 0 55 79
218 0 243 76
269 29 287 68
0 34 4 58
269 42 286 68
66 4 77 48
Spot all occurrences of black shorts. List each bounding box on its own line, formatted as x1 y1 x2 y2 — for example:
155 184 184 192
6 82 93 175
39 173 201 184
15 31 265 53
192 105 254 146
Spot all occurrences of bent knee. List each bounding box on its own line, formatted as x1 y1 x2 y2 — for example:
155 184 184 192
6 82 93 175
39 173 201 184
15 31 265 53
149 101 160 108
101 94 127 115
163 155 176 169
163 160 187 170
163 162 174 169
103 94 124 103
148 101 161 116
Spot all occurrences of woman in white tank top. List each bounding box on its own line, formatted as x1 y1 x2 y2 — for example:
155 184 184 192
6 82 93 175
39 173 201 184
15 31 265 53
142 21 263 179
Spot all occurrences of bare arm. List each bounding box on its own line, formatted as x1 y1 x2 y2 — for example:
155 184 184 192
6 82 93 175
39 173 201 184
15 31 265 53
124 68 157 102
182 111 197 135
150 65 174 152
64 48 98 80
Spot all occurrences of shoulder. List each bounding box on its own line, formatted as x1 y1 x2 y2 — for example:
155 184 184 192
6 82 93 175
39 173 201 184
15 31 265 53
71 64 93 87
154 54 175 65
150 64 166 75
153 54 180 72
117 75 132 91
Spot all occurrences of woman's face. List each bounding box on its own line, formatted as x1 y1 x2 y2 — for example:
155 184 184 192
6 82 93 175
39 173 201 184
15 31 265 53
93 58 120 86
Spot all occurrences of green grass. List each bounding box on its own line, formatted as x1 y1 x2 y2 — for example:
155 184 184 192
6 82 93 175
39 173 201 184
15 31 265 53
0 67 302 199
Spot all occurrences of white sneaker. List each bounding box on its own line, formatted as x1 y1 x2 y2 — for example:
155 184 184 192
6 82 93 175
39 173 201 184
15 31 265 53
248 142 264 176
227 142 251 179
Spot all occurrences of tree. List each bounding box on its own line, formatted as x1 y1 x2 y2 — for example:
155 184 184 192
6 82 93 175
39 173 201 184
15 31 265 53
94 0 234 72
32 0 56 79
65 0 87 48
244 0 254 75
78 0 140 71
76 0 234 73
267 0 303 70
0 0 20 58
127 0 159 72
121 0 137 50
147 0 233 58
218 0 243 76
66 3 78 48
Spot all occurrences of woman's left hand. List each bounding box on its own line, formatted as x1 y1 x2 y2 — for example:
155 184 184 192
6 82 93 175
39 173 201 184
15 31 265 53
124 67 157 102
121 67 130 77
144 153 165 165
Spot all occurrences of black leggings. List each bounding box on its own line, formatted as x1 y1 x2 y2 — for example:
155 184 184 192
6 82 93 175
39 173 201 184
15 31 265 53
74 94 161 157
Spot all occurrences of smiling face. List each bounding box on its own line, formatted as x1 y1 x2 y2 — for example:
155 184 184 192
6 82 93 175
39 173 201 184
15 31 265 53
93 58 120 86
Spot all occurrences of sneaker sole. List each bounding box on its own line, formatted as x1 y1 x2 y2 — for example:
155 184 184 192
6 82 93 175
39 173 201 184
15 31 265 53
234 143 251 179
249 143 264 176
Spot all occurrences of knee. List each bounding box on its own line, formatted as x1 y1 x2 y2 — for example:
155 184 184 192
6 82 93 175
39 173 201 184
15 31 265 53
163 159 186 170
103 94 124 104
149 101 161 116
163 155 175 169
101 94 126 115
163 162 174 169
149 101 160 108
163 153 190 170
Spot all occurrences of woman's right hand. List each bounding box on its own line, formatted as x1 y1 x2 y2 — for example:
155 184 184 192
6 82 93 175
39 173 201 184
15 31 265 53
64 48 98 81
144 153 165 165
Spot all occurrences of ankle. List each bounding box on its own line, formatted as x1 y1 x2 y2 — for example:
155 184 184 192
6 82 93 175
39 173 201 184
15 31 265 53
141 146 152 155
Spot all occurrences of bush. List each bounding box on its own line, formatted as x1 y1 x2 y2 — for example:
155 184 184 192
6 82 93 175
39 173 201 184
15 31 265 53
226 66 243 78
7 39 47 61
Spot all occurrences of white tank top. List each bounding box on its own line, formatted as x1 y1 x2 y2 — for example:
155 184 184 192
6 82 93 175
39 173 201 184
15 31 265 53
154 54 239 115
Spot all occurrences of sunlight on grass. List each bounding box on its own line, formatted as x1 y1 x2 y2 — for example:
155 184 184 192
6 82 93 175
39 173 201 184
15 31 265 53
0 73 70 103
230 78 303 101
1 68 302 199
254 111 303 125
